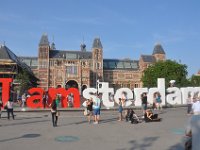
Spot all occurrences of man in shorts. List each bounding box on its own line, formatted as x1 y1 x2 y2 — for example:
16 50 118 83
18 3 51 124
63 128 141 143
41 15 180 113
93 94 101 124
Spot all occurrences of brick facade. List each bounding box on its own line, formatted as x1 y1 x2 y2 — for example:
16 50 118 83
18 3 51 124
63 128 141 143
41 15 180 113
20 34 166 93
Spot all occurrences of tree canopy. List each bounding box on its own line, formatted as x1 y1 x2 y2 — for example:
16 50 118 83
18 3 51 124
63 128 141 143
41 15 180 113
14 70 32 95
141 60 189 88
189 75 200 86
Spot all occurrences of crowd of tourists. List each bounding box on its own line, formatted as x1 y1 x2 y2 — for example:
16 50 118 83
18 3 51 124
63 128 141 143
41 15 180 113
1 90 200 150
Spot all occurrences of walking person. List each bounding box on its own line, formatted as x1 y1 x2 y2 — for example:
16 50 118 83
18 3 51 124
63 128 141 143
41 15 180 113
49 99 58 127
6 100 15 120
86 98 93 123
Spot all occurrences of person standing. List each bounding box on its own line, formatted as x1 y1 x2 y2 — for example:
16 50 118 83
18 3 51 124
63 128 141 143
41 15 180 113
50 99 58 127
192 97 200 115
67 93 73 107
21 93 26 111
155 92 162 111
185 113 200 150
6 100 15 120
43 91 48 109
93 94 101 124
86 98 93 123
118 98 124 121
187 93 193 115
141 93 148 116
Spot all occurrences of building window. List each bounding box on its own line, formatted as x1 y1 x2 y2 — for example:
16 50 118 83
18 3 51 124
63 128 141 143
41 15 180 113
66 66 77 75
40 60 48 68
134 84 139 88
126 74 132 79
96 62 101 69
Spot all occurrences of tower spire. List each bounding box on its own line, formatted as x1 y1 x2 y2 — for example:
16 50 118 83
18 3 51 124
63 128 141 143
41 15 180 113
39 33 49 46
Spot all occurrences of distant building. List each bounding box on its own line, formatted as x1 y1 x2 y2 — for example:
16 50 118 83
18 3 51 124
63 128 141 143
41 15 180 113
1 34 166 93
196 70 200 76
0 44 37 82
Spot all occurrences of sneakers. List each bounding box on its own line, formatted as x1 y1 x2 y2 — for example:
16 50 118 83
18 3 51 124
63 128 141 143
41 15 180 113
93 121 98 124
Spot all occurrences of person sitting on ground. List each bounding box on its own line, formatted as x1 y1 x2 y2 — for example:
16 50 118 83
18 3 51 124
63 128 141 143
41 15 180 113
130 110 142 124
144 109 161 122
125 108 133 122
125 109 141 123
125 109 130 122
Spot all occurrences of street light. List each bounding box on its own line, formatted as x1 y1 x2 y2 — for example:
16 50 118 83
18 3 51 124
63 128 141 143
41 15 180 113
96 79 99 94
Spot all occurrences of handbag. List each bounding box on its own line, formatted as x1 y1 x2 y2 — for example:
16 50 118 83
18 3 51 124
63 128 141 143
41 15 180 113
84 108 89 116
56 111 60 116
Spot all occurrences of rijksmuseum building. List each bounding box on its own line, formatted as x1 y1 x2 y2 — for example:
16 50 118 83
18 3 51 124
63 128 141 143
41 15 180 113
0 34 166 93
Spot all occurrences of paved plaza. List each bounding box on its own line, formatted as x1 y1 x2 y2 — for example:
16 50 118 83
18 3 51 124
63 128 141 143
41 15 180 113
0 107 189 150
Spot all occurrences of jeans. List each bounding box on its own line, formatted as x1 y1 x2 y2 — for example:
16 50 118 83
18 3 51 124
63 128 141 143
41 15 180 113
51 112 58 127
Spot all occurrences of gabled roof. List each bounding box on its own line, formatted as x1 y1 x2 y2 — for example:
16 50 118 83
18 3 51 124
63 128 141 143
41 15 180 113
152 43 165 55
103 59 139 70
0 45 34 74
92 37 103 49
0 45 21 63
49 50 92 59
141 55 156 63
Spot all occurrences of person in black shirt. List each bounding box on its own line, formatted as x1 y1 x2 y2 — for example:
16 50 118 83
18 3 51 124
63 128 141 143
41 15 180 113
144 109 161 122
49 100 58 127
86 98 93 123
141 93 148 116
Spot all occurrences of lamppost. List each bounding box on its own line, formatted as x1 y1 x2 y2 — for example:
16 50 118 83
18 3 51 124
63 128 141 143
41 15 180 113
63 65 67 89
96 79 99 94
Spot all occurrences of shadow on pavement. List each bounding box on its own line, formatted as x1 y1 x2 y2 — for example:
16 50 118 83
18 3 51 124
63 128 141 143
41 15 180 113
117 136 159 150
0 119 50 127
167 136 187 150
0 133 41 142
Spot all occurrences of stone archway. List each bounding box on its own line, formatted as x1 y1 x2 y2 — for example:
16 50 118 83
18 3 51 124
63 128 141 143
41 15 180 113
81 85 87 93
65 80 78 89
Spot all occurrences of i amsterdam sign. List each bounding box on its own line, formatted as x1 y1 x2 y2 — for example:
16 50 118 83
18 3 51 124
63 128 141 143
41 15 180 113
0 78 199 108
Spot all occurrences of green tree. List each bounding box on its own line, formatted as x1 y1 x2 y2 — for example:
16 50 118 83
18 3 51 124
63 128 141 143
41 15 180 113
141 60 189 88
14 70 32 95
190 75 200 86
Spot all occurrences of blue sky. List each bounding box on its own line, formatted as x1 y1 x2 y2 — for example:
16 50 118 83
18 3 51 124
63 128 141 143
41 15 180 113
0 0 200 77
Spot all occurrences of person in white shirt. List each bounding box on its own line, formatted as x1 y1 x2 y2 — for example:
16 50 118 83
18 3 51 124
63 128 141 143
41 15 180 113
192 97 200 115
93 94 101 124
6 100 15 120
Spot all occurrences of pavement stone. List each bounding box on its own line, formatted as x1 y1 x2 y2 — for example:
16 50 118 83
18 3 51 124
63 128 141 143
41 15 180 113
0 107 190 150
